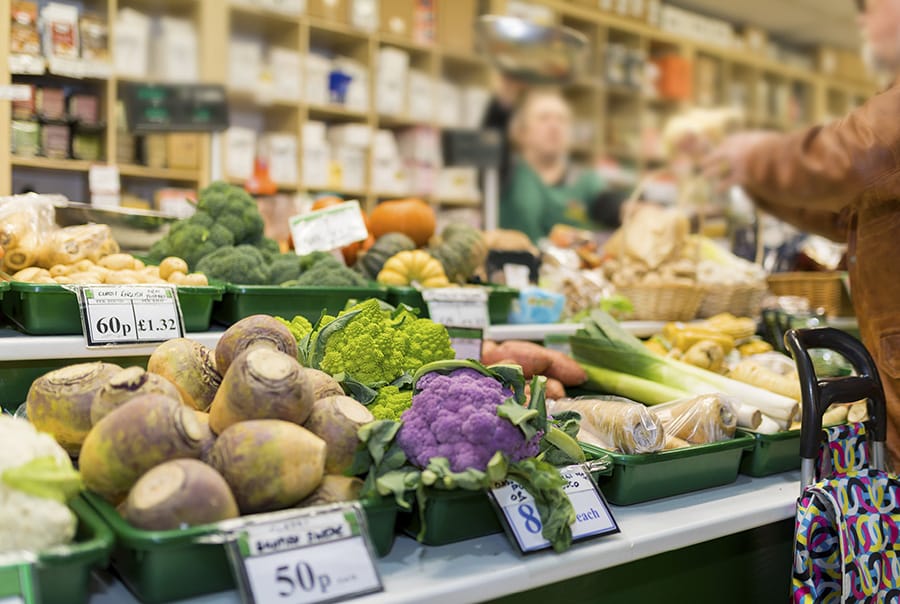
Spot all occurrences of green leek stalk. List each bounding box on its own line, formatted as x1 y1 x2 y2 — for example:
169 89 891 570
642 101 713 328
571 311 799 423
581 365 690 405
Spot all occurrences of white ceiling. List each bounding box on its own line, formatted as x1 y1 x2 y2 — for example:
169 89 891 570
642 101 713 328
667 0 862 49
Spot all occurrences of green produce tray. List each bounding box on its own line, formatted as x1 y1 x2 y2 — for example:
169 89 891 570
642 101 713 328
580 434 755 506
738 429 801 477
213 283 388 326
34 496 115 604
1 281 224 335
84 492 399 604
386 285 519 324
402 488 503 546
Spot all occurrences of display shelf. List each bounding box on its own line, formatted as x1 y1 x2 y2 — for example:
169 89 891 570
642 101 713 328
307 18 372 44
10 156 95 172
85 471 800 604
227 1 302 27
433 196 482 207
377 114 434 129
117 164 202 182
226 89 300 111
378 33 435 55
307 103 370 122
0 328 223 361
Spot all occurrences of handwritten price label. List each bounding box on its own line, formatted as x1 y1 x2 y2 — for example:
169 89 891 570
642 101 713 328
227 504 382 604
290 201 369 256
422 287 490 329
77 285 185 347
490 465 619 553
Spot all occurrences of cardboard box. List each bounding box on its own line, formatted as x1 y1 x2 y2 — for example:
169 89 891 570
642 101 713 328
262 134 298 185
407 69 434 121
142 133 168 168
333 145 366 190
653 54 691 101
307 0 347 22
381 0 414 38
436 0 475 53
166 133 201 170
376 47 409 116
349 0 378 32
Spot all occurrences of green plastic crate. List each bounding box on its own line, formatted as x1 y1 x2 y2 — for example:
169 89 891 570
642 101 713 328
739 429 801 477
0 355 150 414
33 496 115 604
84 492 399 604
580 434 755 505
1 281 224 335
402 488 503 546
386 285 519 324
214 284 388 325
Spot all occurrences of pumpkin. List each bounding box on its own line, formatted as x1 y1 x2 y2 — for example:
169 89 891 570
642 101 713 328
310 197 371 264
428 223 488 284
356 233 417 280
377 250 450 288
368 199 436 247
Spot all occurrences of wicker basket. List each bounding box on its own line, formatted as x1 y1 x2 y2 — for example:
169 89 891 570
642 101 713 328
698 282 768 319
617 283 706 321
766 272 844 317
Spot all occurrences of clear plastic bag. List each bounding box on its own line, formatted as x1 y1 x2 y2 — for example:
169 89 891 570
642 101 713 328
0 193 58 272
40 223 119 268
650 393 738 446
549 396 666 454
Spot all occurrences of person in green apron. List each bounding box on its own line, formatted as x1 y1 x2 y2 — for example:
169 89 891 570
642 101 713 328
498 89 623 243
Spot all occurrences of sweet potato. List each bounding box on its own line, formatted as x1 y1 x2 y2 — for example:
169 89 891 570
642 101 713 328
545 378 567 400
482 340 586 386
543 349 587 386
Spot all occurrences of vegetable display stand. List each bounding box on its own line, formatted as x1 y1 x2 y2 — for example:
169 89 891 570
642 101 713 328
1 281 224 335
0 355 150 413
36 495 115 604
738 429 801 477
386 285 518 324
213 284 388 325
402 488 503 545
84 492 399 604
580 434 754 505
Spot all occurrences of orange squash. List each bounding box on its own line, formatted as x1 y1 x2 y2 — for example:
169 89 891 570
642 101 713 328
368 198 435 247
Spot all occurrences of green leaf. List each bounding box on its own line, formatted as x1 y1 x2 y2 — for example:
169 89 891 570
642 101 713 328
506 458 575 553
2 456 83 503
336 373 380 405
527 375 548 432
423 457 489 491
487 364 527 405
309 307 362 368
411 359 494 387
496 398 540 441
374 470 419 509
541 425 586 466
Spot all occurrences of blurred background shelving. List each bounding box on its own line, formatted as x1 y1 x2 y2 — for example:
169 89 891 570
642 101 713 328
0 0 878 220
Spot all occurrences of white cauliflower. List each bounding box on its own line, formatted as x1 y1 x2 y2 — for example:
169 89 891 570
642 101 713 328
0 416 79 553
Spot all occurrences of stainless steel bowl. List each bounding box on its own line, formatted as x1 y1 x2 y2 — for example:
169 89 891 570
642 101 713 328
476 15 589 84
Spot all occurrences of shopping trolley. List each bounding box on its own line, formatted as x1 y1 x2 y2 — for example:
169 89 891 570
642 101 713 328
785 327 900 603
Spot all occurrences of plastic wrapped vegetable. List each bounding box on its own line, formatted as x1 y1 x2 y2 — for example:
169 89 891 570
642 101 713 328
649 393 737 446
549 396 666 454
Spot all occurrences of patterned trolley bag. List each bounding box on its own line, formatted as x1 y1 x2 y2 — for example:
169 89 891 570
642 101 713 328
786 327 900 603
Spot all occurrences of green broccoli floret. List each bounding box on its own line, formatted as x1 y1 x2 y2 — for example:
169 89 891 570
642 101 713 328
276 315 313 342
253 236 282 259
164 222 235 268
188 211 215 229
216 204 265 244
195 245 269 284
269 254 306 285
368 386 413 421
298 251 341 271
193 182 265 244
395 309 455 374
292 263 368 287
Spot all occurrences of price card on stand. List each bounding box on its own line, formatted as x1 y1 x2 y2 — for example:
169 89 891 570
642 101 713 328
422 287 489 329
76 285 185 347
489 464 619 554
446 327 483 361
0 553 37 604
226 504 382 604
289 201 369 256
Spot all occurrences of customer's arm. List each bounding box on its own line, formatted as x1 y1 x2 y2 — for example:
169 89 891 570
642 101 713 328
707 84 900 216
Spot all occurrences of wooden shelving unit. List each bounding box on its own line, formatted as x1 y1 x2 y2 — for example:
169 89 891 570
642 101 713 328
0 0 878 216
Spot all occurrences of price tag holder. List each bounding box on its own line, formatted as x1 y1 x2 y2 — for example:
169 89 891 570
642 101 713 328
422 287 489 329
0 553 37 604
489 464 619 554
75 285 185 347
290 201 369 256
447 327 483 361
225 503 383 604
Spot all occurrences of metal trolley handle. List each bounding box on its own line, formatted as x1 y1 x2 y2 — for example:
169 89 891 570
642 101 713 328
784 327 888 488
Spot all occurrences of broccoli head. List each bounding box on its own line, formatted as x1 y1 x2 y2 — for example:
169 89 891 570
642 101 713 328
253 236 282 259
195 244 269 284
195 182 266 244
269 254 306 285
396 365 541 472
292 263 368 287
368 386 413 421
164 222 235 269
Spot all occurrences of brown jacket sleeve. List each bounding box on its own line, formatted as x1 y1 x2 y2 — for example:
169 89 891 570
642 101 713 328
742 83 900 228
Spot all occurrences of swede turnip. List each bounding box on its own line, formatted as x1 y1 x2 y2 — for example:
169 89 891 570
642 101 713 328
148 339 222 411
304 396 374 474
214 315 297 375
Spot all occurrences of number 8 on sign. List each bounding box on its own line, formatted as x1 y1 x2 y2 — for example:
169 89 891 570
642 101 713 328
517 504 542 534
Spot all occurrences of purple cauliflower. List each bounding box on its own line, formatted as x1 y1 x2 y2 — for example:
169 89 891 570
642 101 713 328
397 367 541 472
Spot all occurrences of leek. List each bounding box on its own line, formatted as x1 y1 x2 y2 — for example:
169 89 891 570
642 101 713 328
581 365 690 405
571 311 799 423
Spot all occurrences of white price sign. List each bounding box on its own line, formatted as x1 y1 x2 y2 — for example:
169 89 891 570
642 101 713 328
422 287 489 329
77 285 184 347
228 504 382 604
447 327 483 361
290 201 369 256
490 464 619 553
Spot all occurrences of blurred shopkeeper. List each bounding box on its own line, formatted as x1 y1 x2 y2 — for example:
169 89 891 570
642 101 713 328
484 87 622 243
703 0 900 467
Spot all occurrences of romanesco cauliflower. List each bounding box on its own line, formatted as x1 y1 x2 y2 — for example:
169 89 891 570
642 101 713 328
368 386 413 421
